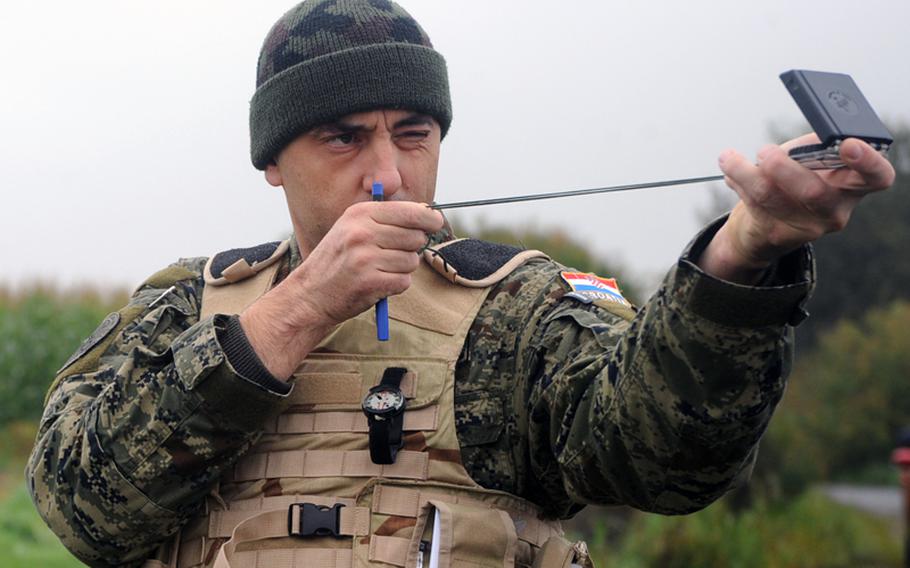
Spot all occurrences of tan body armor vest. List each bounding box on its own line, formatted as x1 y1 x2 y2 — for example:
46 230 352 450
149 240 591 568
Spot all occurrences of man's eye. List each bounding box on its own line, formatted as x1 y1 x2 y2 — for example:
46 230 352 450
327 132 357 146
397 130 430 141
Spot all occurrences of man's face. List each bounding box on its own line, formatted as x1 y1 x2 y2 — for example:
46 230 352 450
265 109 441 255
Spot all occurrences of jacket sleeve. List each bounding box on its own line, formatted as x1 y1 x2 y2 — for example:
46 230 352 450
506 219 814 517
26 259 293 568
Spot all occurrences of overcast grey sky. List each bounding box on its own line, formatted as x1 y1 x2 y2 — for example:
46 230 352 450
1 1 908 291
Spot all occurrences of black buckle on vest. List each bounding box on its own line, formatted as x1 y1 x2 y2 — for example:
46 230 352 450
287 503 343 538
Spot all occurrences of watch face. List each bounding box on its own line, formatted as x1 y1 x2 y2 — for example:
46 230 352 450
363 387 405 415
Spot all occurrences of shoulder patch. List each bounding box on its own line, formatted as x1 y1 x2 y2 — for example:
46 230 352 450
204 240 290 286
57 312 121 375
561 271 632 308
47 304 147 403
423 238 549 288
141 265 198 290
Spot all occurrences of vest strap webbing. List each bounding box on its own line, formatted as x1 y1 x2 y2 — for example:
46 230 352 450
209 494 355 516
231 450 429 482
180 531 363 568
212 500 359 568
179 496 359 567
368 535 409 567
287 371 417 406
175 536 206 568
372 485 561 547
215 544 352 568
209 504 371 540
266 405 439 434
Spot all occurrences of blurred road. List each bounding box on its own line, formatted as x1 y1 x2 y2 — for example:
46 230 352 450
820 484 902 519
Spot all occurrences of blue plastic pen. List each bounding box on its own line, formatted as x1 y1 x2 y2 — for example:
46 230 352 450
372 182 390 341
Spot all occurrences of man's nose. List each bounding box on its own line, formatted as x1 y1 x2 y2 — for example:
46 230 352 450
363 140 403 197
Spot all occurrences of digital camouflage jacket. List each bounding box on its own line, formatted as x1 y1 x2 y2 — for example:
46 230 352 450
27 219 813 567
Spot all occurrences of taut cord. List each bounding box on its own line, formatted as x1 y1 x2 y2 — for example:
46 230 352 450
430 174 725 210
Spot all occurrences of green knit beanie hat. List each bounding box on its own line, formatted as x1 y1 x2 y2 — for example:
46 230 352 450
250 0 452 170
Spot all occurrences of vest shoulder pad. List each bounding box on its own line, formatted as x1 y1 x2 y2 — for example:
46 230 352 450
204 239 290 286
423 238 549 288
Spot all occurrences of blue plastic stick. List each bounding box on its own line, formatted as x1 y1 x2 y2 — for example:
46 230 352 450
372 182 390 341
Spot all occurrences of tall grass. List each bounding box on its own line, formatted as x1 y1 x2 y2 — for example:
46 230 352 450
588 492 901 568
0 284 127 424
0 483 83 568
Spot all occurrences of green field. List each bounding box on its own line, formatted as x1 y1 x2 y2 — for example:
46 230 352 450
1 483 84 568
1 422 82 568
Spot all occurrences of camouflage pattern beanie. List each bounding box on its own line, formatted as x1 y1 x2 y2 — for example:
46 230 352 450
250 0 452 170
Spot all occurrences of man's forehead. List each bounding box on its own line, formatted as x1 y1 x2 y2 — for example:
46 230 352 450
314 110 437 132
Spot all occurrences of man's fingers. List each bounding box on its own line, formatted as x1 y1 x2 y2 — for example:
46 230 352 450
776 134 894 192
373 249 421 274
779 133 821 153
836 138 896 191
719 149 774 208
373 226 429 252
756 145 838 213
365 201 444 232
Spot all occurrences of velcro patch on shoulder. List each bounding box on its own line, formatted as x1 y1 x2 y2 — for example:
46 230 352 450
561 271 632 308
141 265 199 290
204 240 290 286
56 312 120 375
48 303 147 402
423 238 549 288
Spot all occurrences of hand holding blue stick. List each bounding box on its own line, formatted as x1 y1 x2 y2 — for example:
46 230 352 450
372 182 390 341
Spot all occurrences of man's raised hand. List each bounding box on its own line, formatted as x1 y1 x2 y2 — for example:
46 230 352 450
699 134 895 283
239 201 443 379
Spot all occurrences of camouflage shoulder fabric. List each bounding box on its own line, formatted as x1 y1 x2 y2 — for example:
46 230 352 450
455 217 814 518
27 256 296 568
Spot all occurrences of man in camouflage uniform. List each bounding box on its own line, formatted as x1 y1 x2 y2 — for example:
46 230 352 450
27 1 895 567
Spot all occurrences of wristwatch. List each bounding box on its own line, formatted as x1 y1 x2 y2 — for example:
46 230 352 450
362 367 408 465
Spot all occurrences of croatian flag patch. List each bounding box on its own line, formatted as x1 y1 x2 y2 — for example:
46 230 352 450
560 271 631 307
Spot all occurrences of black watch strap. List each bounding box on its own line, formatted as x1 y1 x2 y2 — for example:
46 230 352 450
379 367 407 390
368 414 401 465
367 368 407 465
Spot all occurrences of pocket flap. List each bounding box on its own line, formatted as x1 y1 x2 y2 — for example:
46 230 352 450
455 391 504 446
405 500 518 568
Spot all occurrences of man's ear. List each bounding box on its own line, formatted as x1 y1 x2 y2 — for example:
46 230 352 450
264 161 283 187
